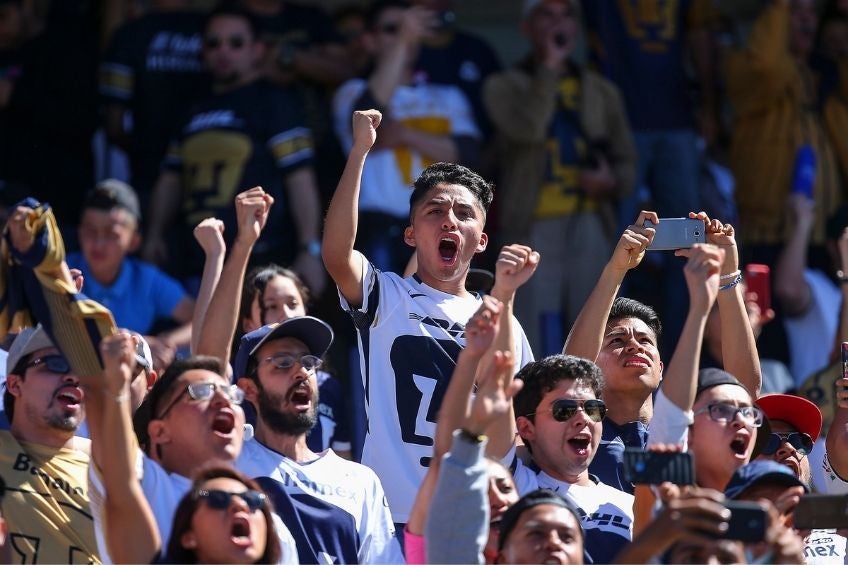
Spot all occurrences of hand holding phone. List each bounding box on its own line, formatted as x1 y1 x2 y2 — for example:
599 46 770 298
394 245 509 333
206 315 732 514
744 264 771 315
644 218 706 251
622 448 695 485
719 501 768 542
793 495 848 529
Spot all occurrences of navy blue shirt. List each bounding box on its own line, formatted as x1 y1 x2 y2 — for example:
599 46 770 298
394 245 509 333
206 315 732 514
589 417 648 494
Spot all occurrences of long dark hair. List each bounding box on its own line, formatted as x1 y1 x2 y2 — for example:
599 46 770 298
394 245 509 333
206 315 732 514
167 465 282 564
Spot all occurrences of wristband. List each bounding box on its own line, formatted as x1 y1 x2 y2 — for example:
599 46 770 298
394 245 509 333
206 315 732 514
719 272 743 291
300 239 321 258
719 269 741 281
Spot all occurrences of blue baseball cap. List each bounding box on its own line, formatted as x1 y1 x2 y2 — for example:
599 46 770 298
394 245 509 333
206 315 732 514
232 316 333 380
724 460 808 500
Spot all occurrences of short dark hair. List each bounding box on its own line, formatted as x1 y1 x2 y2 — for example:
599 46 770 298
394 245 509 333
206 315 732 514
513 355 604 421
408 162 494 222
133 356 225 452
4 352 36 424
167 465 281 564
608 297 662 343
498 489 584 551
204 3 262 40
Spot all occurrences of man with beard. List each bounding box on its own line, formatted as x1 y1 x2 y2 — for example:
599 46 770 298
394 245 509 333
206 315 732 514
234 317 403 563
0 326 101 563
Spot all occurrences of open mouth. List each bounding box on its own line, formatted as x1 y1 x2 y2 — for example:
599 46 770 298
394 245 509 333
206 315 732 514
55 387 83 407
730 435 750 456
288 383 312 410
230 515 253 547
212 411 236 436
438 237 458 264
623 356 649 368
567 435 591 456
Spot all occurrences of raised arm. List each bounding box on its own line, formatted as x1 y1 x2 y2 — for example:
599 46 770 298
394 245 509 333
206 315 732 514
190 218 226 354
563 210 657 359
285 167 326 297
194 188 273 366
775 194 814 317
95 333 161 563
142 170 181 266
322 109 381 307
660 244 723 411
693 211 762 396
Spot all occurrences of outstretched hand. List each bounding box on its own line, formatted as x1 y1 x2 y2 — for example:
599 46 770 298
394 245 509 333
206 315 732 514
675 243 724 314
688 211 738 275
234 186 274 245
194 217 225 256
100 332 138 395
465 350 522 436
610 210 658 274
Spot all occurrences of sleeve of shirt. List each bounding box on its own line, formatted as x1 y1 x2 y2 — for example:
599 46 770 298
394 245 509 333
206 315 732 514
815 449 848 494
147 264 188 319
337 256 380 329
503 446 540 495
100 24 136 103
266 87 314 173
271 512 300 565
647 388 694 449
425 432 489 565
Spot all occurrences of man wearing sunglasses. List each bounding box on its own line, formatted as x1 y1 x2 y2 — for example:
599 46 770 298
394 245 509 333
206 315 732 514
234 316 403 563
508 354 634 564
754 394 822 487
0 326 101 562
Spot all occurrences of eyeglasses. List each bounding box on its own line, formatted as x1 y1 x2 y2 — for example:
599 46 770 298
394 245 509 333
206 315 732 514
528 399 607 423
260 353 322 372
25 355 71 374
157 382 245 419
195 488 267 512
762 432 813 456
694 403 764 427
204 35 248 50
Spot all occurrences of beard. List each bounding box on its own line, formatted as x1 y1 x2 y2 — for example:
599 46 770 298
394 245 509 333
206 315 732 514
255 380 317 436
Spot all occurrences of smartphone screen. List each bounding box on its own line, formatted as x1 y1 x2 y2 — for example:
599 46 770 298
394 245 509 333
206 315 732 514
719 501 767 542
622 449 695 485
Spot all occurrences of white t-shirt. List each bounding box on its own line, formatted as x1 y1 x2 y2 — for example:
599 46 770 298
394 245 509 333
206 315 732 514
341 259 534 522
512 458 634 564
333 78 480 218
805 529 848 564
88 451 297 564
813 442 848 495
236 438 403 564
785 269 842 387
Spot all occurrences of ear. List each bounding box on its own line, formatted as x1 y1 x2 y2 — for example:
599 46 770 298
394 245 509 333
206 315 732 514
516 415 536 445
475 231 488 254
148 419 171 454
128 231 142 253
238 377 259 405
181 531 198 549
5 374 23 400
146 370 158 391
403 225 416 248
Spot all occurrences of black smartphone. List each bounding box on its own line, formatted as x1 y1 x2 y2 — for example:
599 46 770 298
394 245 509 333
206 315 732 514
644 218 707 251
719 501 767 542
794 495 848 529
622 448 695 485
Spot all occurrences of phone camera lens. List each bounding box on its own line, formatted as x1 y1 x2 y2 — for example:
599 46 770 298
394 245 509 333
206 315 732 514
694 231 700 236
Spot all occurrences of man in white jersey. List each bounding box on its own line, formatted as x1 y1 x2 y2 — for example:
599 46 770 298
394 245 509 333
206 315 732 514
322 109 534 525
233 316 403 563
509 354 633 564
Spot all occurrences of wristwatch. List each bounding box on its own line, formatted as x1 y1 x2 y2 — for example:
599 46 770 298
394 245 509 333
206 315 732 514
300 239 321 258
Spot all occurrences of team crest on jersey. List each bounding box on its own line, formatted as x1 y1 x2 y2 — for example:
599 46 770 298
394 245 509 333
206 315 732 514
409 312 465 339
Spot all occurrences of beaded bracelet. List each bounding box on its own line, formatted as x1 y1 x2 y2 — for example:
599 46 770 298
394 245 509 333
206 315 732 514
719 273 743 291
719 269 741 281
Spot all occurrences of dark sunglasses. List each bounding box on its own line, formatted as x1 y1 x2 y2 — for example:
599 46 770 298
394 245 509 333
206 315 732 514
762 432 813 456
195 488 267 512
25 355 71 374
204 35 248 50
529 398 607 423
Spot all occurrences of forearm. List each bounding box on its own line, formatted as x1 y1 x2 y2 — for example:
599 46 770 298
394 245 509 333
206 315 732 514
661 306 708 411
191 249 225 353
563 263 626 359
434 348 484 458
425 434 488 565
400 129 458 163
368 45 409 106
775 225 812 315
158 322 192 350
284 167 321 245
481 287 517 458
147 172 181 238
716 285 762 395
194 239 254 365
827 407 848 478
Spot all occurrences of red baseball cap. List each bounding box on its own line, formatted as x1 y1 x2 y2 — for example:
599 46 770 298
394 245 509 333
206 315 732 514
756 394 823 442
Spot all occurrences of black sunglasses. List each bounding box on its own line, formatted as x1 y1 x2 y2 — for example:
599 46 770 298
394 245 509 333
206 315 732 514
25 355 71 374
529 398 607 423
195 488 267 512
204 35 248 50
762 432 813 456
